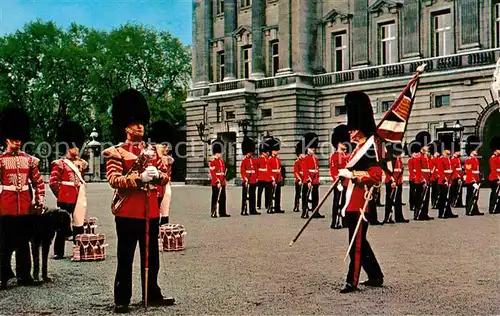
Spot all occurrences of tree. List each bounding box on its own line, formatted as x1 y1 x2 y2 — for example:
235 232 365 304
0 20 191 146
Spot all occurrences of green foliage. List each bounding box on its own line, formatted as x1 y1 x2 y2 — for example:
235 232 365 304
0 20 191 145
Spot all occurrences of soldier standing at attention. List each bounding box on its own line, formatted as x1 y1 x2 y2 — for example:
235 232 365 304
301 133 325 219
293 142 304 213
488 136 500 214
209 139 230 218
464 136 483 216
330 125 349 229
240 137 260 215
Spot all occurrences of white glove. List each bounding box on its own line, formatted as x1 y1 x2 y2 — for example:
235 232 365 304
140 170 153 183
145 166 159 179
473 183 480 190
338 169 353 179
336 182 344 192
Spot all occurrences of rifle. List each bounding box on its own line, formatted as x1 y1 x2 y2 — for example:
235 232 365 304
415 165 436 219
241 180 249 215
212 169 227 217
465 180 481 215
388 165 404 221
267 182 276 214
452 178 464 207
493 180 500 212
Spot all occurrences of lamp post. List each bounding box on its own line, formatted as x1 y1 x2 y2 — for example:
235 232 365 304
238 119 250 137
195 122 211 166
452 120 464 141
87 128 101 182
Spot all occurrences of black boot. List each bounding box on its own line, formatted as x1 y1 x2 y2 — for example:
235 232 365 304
72 226 84 243
340 284 358 293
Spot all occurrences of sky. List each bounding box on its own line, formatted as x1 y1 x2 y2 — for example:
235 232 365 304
0 0 193 44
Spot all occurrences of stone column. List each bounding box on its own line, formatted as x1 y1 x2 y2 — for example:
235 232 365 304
251 0 266 79
402 0 420 58
277 0 293 75
192 0 213 86
352 0 369 66
224 0 238 80
294 0 315 74
458 0 479 48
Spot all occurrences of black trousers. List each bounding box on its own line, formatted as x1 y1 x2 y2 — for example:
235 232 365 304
0 215 32 283
366 196 380 225
257 181 272 209
450 179 464 207
465 183 480 215
332 186 347 225
211 185 227 216
431 181 439 208
241 183 257 214
488 180 499 214
345 212 383 287
114 217 163 306
414 183 430 219
384 183 404 221
438 184 453 218
302 184 319 212
294 183 302 210
274 183 283 211
409 181 416 211
53 202 82 257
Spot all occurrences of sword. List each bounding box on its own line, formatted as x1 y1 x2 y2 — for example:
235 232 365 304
267 182 276 214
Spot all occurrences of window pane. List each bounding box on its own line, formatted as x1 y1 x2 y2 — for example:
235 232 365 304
273 42 279 55
335 51 343 71
262 109 272 118
335 36 342 47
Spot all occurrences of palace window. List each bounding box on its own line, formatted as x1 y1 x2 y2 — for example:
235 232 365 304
241 0 251 7
262 108 272 118
381 100 392 112
334 105 347 116
432 10 453 56
242 46 252 79
332 32 347 72
380 22 397 65
226 111 235 120
434 94 451 108
216 0 224 14
495 3 500 47
271 41 279 76
217 51 225 82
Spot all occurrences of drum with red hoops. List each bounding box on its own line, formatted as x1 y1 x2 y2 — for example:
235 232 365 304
159 224 186 252
72 233 107 261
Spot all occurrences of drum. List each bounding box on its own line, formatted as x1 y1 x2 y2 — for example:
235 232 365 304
159 224 186 252
72 233 107 261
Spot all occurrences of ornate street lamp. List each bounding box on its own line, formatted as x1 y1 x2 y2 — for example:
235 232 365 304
452 120 464 141
238 119 250 137
87 128 101 182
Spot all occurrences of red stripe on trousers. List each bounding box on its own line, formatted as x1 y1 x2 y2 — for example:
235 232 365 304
353 221 363 286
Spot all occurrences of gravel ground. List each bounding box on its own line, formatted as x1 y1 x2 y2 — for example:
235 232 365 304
0 183 499 315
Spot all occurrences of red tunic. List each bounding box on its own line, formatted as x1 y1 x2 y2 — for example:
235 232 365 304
451 156 462 180
415 153 431 183
293 158 303 183
256 155 271 182
209 158 226 186
464 157 480 184
488 154 500 181
330 152 348 180
0 151 45 216
302 154 320 185
268 155 282 182
437 156 453 185
240 155 257 184
102 141 168 219
49 157 88 204
408 157 416 182
430 156 440 182
385 156 403 185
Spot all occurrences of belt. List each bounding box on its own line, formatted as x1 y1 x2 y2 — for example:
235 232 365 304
216 173 224 175
444 170 452 173
61 181 76 186
1 185 29 192
245 170 255 173
472 171 480 174
308 170 318 173
421 169 430 172
393 169 402 172
496 169 500 172
455 168 462 171
271 169 280 172
299 171 303 174
258 168 267 171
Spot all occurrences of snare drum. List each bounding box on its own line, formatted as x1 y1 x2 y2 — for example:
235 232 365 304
159 224 186 252
72 233 107 261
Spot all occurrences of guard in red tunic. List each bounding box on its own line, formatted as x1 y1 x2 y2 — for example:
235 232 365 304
413 132 433 221
256 138 272 210
209 139 229 218
102 89 174 313
338 91 384 294
464 136 483 216
383 143 406 223
293 142 304 213
450 145 465 207
148 120 175 225
50 121 88 259
488 136 500 214
437 135 459 219
429 141 441 209
407 145 419 212
240 137 260 215
330 125 349 229
301 133 325 219
268 137 285 213
0 106 45 289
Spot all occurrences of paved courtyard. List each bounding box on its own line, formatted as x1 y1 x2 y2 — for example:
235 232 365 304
0 183 499 315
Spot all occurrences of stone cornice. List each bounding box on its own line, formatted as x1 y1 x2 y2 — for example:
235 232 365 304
368 0 403 14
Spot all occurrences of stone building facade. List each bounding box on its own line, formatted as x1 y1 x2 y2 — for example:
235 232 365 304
184 0 500 185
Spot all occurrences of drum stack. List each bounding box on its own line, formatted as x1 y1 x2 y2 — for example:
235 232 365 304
158 224 187 252
72 217 108 261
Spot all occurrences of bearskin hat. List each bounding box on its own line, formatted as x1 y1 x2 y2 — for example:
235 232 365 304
0 106 31 143
148 120 175 144
56 121 85 153
415 131 432 148
241 137 255 155
111 88 150 141
428 140 442 155
303 132 319 149
386 142 404 158
331 124 349 148
405 140 421 155
441 133 454 151
211 138 224 154
465 135 480 155
345 91 376 137
260 136 273 154
295 141 304 156
490 136 500 151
